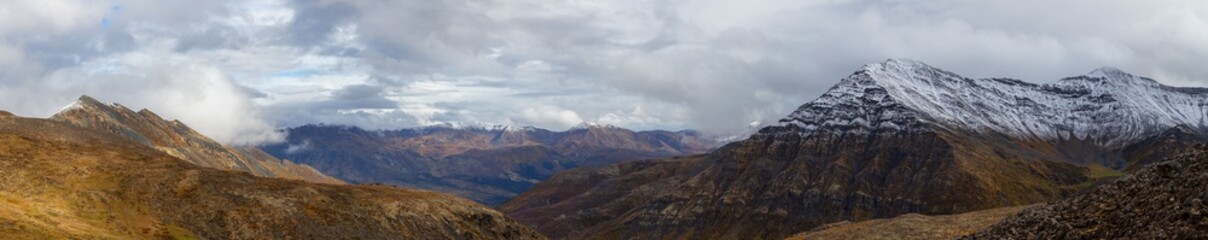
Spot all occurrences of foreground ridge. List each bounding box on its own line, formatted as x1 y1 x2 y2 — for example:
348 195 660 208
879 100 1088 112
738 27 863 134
51 95 343 184
0 115 545 239
964 145 1208 239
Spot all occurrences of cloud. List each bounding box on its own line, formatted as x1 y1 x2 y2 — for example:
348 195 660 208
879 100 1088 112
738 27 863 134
513 106 584 130
1 0 1207 141
34 50 284 145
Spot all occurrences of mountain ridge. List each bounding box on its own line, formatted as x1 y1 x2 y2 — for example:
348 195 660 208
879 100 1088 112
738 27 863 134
51 95 343 185
0 114 544 239
502 60 1208 239
774 59 1208 148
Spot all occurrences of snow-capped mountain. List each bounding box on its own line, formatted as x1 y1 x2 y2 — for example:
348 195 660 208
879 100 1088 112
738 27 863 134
568 121 622 130
503 59 1208 240
419 122 541 133
774 59 1208 147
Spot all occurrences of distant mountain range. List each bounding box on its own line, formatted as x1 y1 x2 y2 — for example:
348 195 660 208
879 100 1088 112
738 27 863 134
0 98 544 239
501 59 1208 239
261 123 727 205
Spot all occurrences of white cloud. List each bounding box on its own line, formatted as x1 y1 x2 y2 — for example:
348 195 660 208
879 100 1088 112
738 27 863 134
0 1 100 34
1 0 1207 141
34 44 285 145
514 106 584 130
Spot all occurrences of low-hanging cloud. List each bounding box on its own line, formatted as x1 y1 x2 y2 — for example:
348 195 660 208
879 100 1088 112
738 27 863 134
35 50 284 145
0 0 1206 143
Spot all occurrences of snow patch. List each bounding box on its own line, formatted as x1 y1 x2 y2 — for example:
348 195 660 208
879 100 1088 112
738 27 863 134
769 59 1208 147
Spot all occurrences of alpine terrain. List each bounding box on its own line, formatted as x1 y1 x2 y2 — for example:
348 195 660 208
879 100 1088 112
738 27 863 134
52 96 342 185
261 123 723 205
501 59 1208 239
965 144 1208 239
0 108 544 239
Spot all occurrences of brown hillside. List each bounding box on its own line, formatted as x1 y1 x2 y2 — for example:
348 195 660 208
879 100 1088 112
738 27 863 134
50 95 342 185
964 145 1208 239
0 116 544 239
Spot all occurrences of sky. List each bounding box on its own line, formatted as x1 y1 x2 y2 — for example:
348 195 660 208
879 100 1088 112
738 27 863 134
0 0 1206 145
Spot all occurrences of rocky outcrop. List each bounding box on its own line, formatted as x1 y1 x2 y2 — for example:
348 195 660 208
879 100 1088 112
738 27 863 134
261 123 722 205
964 145 1208 239
0 115 544 239
50 95 342 185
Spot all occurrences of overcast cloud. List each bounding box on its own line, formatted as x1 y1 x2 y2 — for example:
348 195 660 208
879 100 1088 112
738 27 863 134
0 0 1206 145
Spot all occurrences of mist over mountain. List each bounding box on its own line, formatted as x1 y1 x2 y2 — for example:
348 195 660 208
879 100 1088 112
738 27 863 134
52 95 343 185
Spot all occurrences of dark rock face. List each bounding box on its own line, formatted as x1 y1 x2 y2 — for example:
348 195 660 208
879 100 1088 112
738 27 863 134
1122 125 1208 171
965 145 1208 239
261 124 722 205
503 122 1124 239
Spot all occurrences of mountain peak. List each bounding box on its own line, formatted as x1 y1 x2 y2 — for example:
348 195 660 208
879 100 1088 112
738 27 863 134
62 95 108 112
1088 66 1127 76
49 95 344 184
77 94 102 105
776 60 1207 147
420 122 537 132
855 59 960 88
860 58 942 74
873 58 930 68
1066 66 1157 84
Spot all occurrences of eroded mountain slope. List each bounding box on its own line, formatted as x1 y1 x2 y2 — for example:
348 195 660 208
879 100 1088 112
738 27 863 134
51 96 342 184
0 114 544 239
503 60 1208 239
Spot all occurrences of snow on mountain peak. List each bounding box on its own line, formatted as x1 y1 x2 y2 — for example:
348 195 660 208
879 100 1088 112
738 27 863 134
570 122 620 130
773 61 1208 147
1068 66 1159 86
1088 66 1127 77
59 95 126 114
421 122 537 132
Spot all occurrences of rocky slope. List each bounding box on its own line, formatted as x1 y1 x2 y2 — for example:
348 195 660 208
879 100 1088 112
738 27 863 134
498 155 707 238
964 145 1208 239
51 96 342 184
0 113 544 239
502 59 1208 239
785 206 1029 240
261 123 722 205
